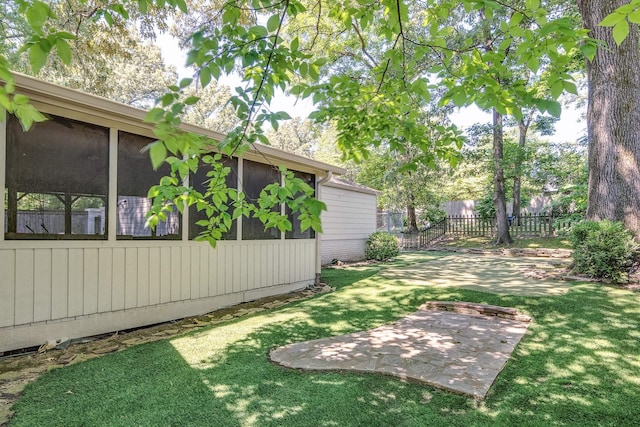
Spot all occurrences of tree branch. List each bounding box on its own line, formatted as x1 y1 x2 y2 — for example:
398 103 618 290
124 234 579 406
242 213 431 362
351 22 377 68
230 0 290 157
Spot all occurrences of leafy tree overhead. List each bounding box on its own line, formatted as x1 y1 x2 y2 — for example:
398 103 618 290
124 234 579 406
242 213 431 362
4 0 638 245
2 0 177 107
265 117 319 159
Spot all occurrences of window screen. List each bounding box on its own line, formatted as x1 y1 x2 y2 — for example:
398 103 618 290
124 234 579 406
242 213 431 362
117 131 180 239
5 114 109 239
285 170 316 239
189 156 238 240
242 160 281 240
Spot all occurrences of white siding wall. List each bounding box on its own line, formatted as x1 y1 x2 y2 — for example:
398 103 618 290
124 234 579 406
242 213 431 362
320 185 377 265
0 240 315 352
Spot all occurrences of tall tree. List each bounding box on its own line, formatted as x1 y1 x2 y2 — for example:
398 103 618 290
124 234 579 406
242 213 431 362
2 0 176 107
578 0 640 238
264 118 320 158
0 0 586 245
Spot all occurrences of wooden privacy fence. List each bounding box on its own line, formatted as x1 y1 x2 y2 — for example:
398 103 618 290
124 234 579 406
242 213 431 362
401 214 574 249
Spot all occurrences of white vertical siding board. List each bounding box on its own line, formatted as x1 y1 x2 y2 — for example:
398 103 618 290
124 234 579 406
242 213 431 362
308 242 315 278
224 246 232 294
265 246 273 287
180 246 191 301
276 244 283 285
284 244 291 284
33 249 52 322
111 248 125 310
272 243 279 287
199 245 209 297
231 245 241 293
83 248 99 315
51 249 68 320
0 251 16 327
97 248 112 313
124 248 137 309
240 244 248 291
190 246 200 300
296 242 302 282
170 246 181 301
250 244 257 290
137 247 150 308
207 247 224 296
160 247 171 303
260 246 267 288
217 247 227 295
148 247 160 305
67 249 84 318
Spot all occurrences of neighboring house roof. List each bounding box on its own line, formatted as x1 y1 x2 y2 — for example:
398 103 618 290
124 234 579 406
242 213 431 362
8 73 346 177
322 176 379 196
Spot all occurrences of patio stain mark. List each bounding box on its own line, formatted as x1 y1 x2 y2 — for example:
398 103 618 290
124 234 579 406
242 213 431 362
270 303 530 399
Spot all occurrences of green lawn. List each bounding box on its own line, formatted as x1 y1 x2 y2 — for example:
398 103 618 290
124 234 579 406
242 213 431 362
9 252 640 426
437 235 572 250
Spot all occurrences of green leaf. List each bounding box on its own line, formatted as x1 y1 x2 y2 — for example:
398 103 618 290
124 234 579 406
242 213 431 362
550 80 563 98
612 20 629 45
184 96 200 105
547 100 561 118
525 0 540 10
580 43 597 61
290 37 299 51
599 12 626 27
29 44 48 74
628 10 640 24
267 14 280 33
55 38 72 65
103 11 114 26
149 141 167 169
14 103 47 131
26 1 51 32
175 0 188 13
138 0 148 14
199 67 211 87
145 107 165 123
563 81 578 95
248 25 268 39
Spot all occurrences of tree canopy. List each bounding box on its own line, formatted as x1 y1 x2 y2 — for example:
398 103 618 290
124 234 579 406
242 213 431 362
2 0 638 242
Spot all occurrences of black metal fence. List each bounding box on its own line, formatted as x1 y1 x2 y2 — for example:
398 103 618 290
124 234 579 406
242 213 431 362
401 214 574 250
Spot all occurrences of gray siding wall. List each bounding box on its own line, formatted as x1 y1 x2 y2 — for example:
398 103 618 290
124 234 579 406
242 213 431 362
0 240 315 352
320 185 377 265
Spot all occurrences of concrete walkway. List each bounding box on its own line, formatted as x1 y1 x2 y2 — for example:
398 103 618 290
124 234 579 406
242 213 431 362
270 302 530 399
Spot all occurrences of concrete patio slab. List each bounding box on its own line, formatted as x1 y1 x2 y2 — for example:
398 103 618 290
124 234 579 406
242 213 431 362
382 254 572 296
270 303 530 399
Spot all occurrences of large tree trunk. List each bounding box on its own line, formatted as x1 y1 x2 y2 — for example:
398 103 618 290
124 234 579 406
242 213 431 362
493 109 513 244
512 120 528 226
579 0 640 238
406 194 418 233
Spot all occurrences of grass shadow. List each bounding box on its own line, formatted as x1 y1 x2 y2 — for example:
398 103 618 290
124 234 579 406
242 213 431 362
9 253 640 426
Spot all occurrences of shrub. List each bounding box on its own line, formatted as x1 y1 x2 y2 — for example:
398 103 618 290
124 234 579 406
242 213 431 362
476 193 495 222
365 232 400 261
569 220 639 283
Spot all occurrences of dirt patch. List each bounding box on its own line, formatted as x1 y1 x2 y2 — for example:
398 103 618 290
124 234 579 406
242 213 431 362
0 283 334 426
